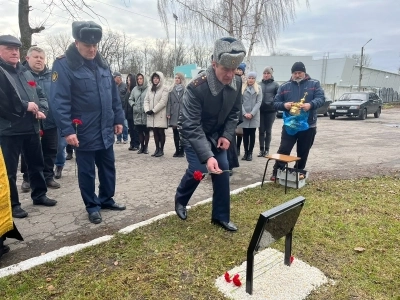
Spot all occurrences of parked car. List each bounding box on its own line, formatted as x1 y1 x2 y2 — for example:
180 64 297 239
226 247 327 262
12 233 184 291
276 98 332 118
328 92 382 120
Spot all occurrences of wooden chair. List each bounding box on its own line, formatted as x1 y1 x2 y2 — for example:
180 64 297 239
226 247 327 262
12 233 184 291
261 154 301 194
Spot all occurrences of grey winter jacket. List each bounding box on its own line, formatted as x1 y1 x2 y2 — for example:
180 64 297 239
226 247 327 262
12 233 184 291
166 86 185 127
129 73 148 126
238 82 262 128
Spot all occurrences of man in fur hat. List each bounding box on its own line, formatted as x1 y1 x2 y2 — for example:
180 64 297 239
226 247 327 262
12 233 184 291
174 37 246 231
50 21 126 224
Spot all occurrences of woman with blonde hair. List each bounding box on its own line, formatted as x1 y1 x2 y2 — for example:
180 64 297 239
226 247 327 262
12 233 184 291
144 71 169 157
167 72 186 157
238 71 262 161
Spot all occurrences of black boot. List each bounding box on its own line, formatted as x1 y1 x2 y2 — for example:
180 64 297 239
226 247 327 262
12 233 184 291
137 145 144 154
173 130 180 157
151 148 159 157
246 152 253 161
177 146 185 157
241 152 248 160
155 147 164 157
257 149 265 157
143 146 149 154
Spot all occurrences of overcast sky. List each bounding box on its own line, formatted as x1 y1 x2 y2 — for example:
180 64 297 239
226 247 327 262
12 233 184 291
0 0 398 72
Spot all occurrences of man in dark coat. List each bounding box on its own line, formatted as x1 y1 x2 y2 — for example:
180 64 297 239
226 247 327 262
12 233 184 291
20 46 61 191
271 62 325 181
174 37 246 232
0 35 58 219
50 21 126 224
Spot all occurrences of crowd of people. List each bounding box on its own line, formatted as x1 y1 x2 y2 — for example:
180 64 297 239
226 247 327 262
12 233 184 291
0 19 325 259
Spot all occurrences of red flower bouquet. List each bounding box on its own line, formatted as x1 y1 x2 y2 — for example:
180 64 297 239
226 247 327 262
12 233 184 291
193 169 231 181
27 80 36 88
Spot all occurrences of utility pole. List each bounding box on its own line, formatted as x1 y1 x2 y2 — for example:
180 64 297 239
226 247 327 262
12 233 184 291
358 38 372 92
173 13 178 74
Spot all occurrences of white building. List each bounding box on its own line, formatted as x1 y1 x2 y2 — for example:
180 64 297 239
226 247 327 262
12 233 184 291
249 56 400 102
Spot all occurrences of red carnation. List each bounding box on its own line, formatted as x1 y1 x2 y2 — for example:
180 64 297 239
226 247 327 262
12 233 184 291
39 130 44 137
232 274 242 287
72 119 83 126
224 272 231 283
290 255 295 264
193 170 204 181
27 80 36 87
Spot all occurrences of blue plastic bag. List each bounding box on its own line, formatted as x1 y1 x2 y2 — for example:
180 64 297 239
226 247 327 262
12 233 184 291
283 110 309 135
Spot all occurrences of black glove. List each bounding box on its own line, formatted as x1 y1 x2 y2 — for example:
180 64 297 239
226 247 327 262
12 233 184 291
146 110 154 115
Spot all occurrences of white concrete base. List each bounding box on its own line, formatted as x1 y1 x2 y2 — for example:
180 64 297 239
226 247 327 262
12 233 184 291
215 248 331 300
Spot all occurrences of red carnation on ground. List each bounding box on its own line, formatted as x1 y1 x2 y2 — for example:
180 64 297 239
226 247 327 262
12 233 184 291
224 271 231 283
193 170 204 181
72 119 83 126
290 255 295 264
232 274 242 287
27 80 36 87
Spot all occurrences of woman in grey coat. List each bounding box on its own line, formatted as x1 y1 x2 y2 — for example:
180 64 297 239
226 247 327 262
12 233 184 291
129 73 150 154
166 72 186 157
238 71 262 161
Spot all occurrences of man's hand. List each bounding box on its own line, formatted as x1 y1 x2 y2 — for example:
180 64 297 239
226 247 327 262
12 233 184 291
66 134 79 147
300 103 312 111
35 111 46 119
206 157 222 174
114 124 123 135
217 137 230 150
27 102 39 113
284 102 293 110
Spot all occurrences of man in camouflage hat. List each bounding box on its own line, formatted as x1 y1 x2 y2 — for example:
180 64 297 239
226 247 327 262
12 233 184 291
50 21 126 224
174 37 246 231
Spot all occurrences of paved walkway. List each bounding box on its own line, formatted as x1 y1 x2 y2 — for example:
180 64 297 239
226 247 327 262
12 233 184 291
1 108 399 267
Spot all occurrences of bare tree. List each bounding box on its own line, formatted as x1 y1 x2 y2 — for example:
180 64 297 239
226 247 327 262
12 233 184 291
157 0 308 62
346 53 372 67
18 0 102 60
270 50 292 56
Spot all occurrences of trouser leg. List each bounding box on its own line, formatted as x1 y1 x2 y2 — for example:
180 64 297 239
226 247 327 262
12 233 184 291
22 134 47 201
75 150 101 213
95 146 116 207
41 127 58 181
0 136 23 207
211 150 230 222
273 126 297 172
295 127 317 170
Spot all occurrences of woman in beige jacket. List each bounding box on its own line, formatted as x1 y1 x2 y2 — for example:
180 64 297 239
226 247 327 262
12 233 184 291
144 71 169 157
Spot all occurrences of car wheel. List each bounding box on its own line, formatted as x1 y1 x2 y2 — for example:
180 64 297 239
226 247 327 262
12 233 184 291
329 115 336 120
358 108 367 120
323 112 328 116
374 107 381 118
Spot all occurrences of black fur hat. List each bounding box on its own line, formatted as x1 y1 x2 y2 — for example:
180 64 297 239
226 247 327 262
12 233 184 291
72 21 102 44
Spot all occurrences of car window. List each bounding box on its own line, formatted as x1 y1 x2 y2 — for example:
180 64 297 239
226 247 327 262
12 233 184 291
338 93 367 101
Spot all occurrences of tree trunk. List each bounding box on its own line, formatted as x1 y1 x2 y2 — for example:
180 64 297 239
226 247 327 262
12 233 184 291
18 0 45 61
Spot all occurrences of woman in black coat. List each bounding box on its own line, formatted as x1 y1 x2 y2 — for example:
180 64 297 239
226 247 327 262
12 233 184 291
125 74 140 151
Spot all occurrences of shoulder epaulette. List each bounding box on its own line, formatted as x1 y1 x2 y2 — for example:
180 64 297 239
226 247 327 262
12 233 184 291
56 54 65 60
190 75 207 88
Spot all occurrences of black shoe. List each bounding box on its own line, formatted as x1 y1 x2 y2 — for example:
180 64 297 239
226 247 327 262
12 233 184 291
33 196 57 206
132 147 139 151
257 150 265 157
101 202 126 211
175 201 187 220
211 219 238 231
177 149 185 157
54 166 63 179
264 150 269 157
128 146 134 151
241 153 248 160
21 180 30 193
155 150 164 157
88 211 102 224
143 147 149 154
172 151 178 157
151 149 159 157
246 153 253 161
66 153 73 160
46 179 61 189
0 245 10 259
12 205 28 218
137 147 144 154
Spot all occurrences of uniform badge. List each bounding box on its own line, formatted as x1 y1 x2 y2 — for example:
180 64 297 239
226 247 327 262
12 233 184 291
52 71 58 82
